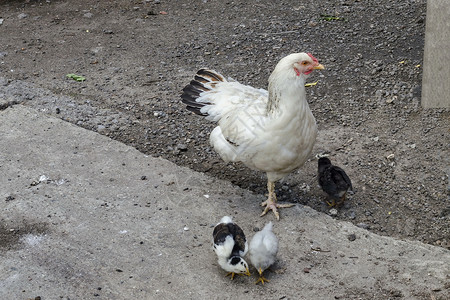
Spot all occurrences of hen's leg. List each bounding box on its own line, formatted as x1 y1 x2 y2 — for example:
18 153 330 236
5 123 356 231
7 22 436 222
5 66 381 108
260 181 294 220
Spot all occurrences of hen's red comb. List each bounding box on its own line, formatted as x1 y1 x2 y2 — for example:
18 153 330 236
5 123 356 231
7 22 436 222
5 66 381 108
307 53 319 63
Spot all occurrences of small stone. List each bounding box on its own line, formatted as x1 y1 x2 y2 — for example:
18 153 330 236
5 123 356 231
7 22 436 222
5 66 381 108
18 13 28 19
375 89 383 98
329 208 338 216
357 223 370 230
39 175 49 182
83 12 93 18
347 233 356 241
386 153 395 160
183 226 189 231
177 144 187 151
386 96 396 104
348 211 356 219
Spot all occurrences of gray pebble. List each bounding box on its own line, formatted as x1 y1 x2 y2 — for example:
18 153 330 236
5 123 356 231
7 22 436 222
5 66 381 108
357 223 370 230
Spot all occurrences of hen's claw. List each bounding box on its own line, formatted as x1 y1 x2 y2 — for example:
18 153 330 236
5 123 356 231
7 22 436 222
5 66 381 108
260 200 294 220
261 181 294 220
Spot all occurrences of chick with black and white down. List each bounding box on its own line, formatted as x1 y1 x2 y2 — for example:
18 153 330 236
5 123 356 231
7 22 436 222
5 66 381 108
212 216 250 280
181 53 324 220
249 222 278 285
318 157 353 207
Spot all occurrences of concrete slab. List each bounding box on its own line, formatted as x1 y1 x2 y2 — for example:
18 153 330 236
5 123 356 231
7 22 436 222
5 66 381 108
1 105 449 299
421 0 450 108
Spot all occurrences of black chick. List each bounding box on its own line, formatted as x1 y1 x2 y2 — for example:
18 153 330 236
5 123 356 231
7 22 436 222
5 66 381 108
318 157 353 207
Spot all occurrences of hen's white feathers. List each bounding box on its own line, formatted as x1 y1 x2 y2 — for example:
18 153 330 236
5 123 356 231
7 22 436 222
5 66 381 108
249 222 278 273
181 53 319 183
182 53 323 219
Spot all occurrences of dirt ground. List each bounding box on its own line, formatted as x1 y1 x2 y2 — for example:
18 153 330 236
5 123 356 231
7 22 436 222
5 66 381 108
0 0 448 252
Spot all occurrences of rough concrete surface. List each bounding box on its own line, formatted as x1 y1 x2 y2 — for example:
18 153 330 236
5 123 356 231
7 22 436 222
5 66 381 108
1 105 449 300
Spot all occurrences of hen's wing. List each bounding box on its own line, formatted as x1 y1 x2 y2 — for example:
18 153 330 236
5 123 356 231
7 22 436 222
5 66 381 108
182 69 270 162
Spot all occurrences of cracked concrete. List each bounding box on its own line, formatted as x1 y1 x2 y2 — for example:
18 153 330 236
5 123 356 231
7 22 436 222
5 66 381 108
1 104 449 299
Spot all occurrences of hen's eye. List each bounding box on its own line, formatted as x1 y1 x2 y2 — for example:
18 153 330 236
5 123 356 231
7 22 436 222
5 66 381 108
302 61 308 65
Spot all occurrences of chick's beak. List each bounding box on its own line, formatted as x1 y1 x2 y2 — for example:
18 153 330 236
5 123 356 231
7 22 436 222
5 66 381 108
314 63 325 70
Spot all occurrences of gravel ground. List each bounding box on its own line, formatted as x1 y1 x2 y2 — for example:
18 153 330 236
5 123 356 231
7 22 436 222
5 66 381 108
0 0 448 249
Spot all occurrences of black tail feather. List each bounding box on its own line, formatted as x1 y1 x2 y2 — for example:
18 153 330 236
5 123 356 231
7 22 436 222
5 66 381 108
197 68 225 82
181 68 225 116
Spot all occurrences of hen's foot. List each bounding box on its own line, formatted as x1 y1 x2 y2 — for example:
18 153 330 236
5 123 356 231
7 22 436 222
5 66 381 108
260 198 294 220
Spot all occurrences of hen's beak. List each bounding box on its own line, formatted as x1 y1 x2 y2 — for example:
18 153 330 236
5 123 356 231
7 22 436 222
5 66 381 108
314 64 325 70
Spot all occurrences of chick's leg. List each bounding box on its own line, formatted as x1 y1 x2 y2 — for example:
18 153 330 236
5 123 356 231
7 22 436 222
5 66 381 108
255 268 270 285
226 270 250 280
326 197 336 207
260 181 294 220
336 193 347 206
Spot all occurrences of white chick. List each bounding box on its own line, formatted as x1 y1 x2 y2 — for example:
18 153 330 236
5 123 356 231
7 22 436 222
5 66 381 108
249 222 278 284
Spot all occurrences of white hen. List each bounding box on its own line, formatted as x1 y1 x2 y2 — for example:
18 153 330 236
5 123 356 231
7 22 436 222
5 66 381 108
249 222 278 285
181 53 324 219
